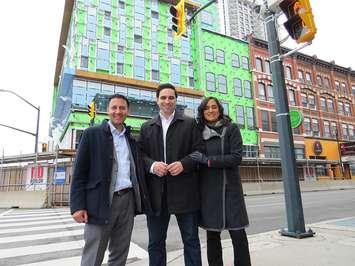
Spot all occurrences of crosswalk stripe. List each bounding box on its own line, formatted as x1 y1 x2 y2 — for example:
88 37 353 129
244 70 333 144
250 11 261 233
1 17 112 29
0 240 84 259
0 214 72 223
0 209 14 216
0 217 73 228
0 208 148 264
0 229 83 244
1 211 70 218
0 222 82 234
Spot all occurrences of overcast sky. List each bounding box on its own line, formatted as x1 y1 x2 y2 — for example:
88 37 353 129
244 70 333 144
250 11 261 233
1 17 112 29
0 0 354 156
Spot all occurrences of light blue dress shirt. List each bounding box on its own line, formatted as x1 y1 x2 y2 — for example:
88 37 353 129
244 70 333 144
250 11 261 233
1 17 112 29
108 121 132 191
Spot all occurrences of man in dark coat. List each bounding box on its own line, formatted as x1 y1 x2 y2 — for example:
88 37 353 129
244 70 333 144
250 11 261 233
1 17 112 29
70 94 151 266
138 83 203 266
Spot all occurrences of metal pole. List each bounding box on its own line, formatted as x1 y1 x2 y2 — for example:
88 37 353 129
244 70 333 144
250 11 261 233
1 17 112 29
35 107 40 155
264 11 313 238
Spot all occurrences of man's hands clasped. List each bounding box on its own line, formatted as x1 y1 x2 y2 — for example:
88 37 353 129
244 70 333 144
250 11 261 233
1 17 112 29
153 161 184 177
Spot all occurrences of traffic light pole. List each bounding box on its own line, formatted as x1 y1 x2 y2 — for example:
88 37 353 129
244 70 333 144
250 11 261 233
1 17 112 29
264 11 314 238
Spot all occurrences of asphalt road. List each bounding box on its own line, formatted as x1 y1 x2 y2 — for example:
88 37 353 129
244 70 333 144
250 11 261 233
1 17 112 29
131 189 355 252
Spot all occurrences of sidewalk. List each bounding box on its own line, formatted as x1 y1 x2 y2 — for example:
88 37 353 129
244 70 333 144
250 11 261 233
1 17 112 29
130 217 355 266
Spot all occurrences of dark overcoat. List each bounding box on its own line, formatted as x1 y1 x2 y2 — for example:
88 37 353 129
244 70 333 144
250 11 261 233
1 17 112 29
199 122 249 230
70 120 152 225
138 112 203 215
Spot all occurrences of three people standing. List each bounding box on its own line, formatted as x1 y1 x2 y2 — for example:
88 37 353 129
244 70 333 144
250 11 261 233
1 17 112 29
70 85 250 266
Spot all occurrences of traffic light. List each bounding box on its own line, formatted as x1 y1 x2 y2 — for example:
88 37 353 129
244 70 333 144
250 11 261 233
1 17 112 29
169 0 186 37
87 101 96 119
279 0 317 43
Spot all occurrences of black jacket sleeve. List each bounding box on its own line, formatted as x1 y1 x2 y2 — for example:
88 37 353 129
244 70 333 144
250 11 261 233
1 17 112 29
180 119 204 173
208 124 243 168
70 129 91 214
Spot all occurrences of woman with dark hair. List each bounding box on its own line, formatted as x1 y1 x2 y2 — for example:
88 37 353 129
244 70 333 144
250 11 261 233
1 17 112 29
189 96 251 266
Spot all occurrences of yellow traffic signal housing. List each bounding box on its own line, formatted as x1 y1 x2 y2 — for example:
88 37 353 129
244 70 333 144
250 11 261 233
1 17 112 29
87 101 96 119
279 0 317 43
169 0 186 37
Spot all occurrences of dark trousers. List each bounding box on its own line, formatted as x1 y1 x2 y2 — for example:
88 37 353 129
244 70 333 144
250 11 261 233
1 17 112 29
146 209 202 266
207 229 251 266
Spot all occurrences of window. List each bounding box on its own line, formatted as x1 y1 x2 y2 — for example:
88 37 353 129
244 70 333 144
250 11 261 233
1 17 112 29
316 75 322 86
104 26 111 37
298 70 304 81
234 78 242 96
305 72 312 84
267 85 274 103
216 49 225 64
218 75 227 93
246 107 255 129
285 66 292 79
304 117 311 135
335 80 340 91
242 56 249 69
261 110 270 131
152 70 159 81
319 97 326 111
294 148 305 159
244 81 252 98
80 56 88 68
324 77 330 89
349 125 355 140
338 102 344 115
232 53 240 67
206 72 215 91
312 118 319 136
308 94 316 109
258 83 266 100
301 93 308 107
323 121 330 137
342 124 349 139
256 58 263 72
341 82 347 94
265 146 280 158
134 54 145 79
204 47 213 61
265 60 271 74
352 85 355 96
171 61 180 85
271 112 277 132
117 62 123 74
344 103 351 116
330 122 337 138
236 105 244 127
221 102 229 115
315 165 327 177
151 10 159 19
327 99 334 112
288 89 296 106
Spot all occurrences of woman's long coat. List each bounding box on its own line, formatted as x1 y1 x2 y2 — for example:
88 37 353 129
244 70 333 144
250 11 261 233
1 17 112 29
199 123 249 230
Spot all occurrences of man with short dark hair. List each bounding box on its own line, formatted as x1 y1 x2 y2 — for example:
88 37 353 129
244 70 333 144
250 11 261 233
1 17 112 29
70 94 151 266
138 83 203 266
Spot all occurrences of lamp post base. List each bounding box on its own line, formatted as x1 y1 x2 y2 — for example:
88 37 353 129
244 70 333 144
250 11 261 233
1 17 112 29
280 228 315 239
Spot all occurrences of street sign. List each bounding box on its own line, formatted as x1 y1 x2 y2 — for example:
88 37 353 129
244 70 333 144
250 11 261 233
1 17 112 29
289 109 303 128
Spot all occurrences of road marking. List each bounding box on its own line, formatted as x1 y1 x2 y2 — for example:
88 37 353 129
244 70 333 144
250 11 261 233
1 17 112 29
0 222 82 234
0 218 73 228
0 229 84 243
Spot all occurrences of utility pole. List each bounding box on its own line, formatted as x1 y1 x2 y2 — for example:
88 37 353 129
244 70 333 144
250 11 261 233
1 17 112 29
264 4 313 238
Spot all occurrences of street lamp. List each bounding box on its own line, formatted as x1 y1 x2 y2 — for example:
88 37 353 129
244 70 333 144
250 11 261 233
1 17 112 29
0 89 40 154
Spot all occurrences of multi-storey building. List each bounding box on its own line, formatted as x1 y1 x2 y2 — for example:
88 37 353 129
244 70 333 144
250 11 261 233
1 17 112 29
51 0 222 149
249 36 355 180
191 28 258 154
218 0 265 40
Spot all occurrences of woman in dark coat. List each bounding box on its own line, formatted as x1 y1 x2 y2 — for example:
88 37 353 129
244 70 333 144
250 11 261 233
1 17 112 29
189 96 251 266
